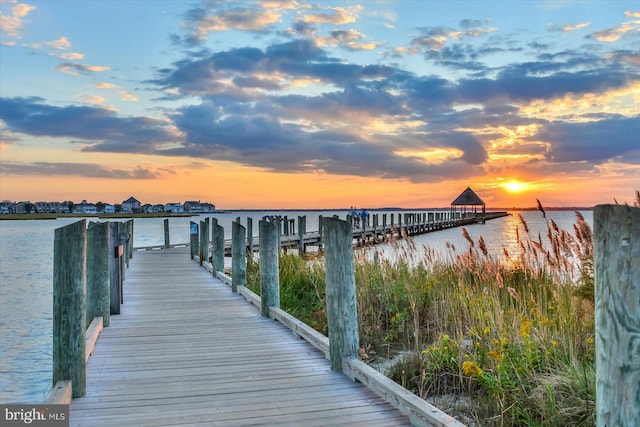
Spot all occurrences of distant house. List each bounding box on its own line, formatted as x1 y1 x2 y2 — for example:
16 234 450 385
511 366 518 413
34 201 52 213
201 202 216 213
15 202 31 214
122 196 142 213
75 200 97 214
103 204 115 214
49 202 69 213
142 204 165 213
164 203 184 213
183 201 203 213
0 202 12 214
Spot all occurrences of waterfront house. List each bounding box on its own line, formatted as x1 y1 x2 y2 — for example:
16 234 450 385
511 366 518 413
164 203 184 213
122 196 142 213
74 200 97 214
0 202 12 214
201 202 216 213
183 201 203 213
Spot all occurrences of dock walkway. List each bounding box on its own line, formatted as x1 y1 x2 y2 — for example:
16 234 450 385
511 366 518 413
70 247 410 426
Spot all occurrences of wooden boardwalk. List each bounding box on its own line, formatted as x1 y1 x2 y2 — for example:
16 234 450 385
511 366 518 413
70 247 411 426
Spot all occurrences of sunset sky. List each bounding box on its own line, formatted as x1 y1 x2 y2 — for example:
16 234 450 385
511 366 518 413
1 1 638 209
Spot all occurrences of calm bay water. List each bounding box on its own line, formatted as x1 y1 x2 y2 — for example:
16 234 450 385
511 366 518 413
0 209 591 403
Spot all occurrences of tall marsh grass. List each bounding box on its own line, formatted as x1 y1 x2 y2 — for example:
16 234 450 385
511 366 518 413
246 206 598 426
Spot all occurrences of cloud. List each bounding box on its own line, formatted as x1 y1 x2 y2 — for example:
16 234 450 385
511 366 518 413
0 1 35 38
0 97 178 152
548 22 591 32
300 6 360 25
533 116 640 163
45 36 71 50
588 17 638 42
96 82 118 89
0 161 172 179
58 52 84 60
56 63 111 75
182 4 281 43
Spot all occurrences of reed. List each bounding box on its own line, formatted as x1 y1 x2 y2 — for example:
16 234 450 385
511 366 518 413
246 207 597 426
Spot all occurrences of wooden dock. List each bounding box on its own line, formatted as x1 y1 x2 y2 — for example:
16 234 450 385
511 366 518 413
69 247 411 426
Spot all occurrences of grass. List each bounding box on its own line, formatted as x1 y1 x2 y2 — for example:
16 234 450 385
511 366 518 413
244 200 619 426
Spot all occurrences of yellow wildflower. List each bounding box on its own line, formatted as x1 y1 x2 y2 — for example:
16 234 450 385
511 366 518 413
462 360 483 378
520 319 533 339
483 326 491 335
487 349 503 362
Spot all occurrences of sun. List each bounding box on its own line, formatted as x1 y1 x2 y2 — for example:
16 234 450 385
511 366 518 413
502 180 529 193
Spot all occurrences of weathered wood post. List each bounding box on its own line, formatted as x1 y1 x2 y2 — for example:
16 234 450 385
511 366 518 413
189 221 198 260
232 221 246 293
259 217 280 317
213 223 225 273
594 204 640 426
199 220 209 266
164 218 170 248
109 222 122 314
322 217 359 372
123 219 133 268
199 220 205 265
298 215 306 256
86 221 110 327
53 219 87 398
247 217 253 258
318 215 323 252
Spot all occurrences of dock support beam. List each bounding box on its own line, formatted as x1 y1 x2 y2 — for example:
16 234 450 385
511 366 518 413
87 221 110 327
259 218 280 316
594 204 640 426
232 221 246 293
323 217 359 372
189 221 198 260
212 221 224 273
53 219 87 398
164 218 170 248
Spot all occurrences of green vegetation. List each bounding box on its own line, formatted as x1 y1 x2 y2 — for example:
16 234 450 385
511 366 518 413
246 205 597 426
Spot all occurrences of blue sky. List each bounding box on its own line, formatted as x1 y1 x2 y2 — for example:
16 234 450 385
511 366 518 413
0 1 638 208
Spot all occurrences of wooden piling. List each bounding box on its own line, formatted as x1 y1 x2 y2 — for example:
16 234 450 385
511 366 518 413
259 218 280 317
247 217 253 256
53 219 87 398
594 204 640 426
213 223 224 273
231 221 246 293
189 221 198 260
124 219 133 268
298 215 306 255
164 218 170 248
109 222 121 315
199 220 209 266
86 221 110 328
322 217 359 372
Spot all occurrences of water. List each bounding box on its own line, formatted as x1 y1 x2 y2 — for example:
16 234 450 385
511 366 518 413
0 209 591 403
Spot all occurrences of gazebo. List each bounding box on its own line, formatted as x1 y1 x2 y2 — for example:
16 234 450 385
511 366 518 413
451 187 485 219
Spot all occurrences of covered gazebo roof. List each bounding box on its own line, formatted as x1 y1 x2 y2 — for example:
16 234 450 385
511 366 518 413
451 187 485 215
451 187 485 206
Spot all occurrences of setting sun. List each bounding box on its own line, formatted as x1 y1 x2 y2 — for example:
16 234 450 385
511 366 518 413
503 180 529 193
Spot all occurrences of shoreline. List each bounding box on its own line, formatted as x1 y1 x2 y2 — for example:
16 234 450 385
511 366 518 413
0 212 196 221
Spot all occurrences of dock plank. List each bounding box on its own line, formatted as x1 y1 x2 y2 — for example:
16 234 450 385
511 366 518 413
70 247 410 426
